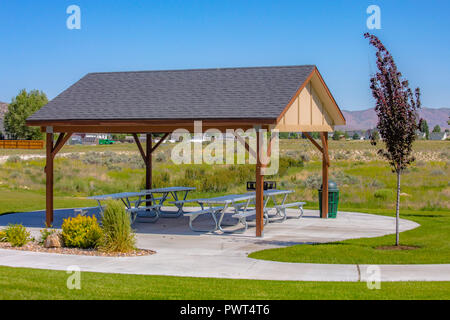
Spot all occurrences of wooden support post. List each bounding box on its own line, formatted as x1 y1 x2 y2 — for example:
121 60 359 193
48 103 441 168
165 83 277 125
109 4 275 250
255 129 264 237
45 132 54 227
321 132 329 219
146 133 152 206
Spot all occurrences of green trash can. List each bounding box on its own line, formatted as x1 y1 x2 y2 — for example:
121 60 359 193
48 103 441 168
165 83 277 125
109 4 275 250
318 180 339 218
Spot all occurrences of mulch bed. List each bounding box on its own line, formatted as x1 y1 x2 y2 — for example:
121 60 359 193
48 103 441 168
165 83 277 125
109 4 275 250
0 242 155 257
376 245 420 251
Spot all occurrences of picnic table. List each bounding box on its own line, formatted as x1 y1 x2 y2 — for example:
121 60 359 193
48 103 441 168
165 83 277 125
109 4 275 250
186 190 303 233
87 187 196 223
247 189 302 222
87 192 157 223
140 187 196 218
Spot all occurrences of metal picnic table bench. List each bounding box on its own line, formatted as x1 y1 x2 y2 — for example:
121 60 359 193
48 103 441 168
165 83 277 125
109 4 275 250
140 186 196 218
184 190 305 233
87 192 160 223
87 187 196 224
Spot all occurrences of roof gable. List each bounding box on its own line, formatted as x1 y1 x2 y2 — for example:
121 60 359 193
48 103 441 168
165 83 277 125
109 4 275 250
275 68 345 132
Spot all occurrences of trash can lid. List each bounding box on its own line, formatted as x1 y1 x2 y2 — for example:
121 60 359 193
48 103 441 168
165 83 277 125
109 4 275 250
320 180 338 191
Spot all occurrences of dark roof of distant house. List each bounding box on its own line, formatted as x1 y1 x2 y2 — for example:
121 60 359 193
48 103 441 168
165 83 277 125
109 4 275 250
27 65 317 122
429 132 447 140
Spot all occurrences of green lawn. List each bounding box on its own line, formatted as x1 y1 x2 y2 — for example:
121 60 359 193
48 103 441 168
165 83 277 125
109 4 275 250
0 266 448 300
249 208 450 264
0 189 96 215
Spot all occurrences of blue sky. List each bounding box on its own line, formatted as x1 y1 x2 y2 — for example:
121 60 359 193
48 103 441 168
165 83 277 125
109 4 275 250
0 0 449 110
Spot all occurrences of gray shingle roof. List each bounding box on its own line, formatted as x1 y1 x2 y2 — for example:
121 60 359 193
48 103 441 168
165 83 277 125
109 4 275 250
27 65 316 122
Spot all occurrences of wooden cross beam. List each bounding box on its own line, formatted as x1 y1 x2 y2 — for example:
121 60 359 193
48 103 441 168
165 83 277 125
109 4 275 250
51 133 72 159
133 134 148 165
304 132 329 167
150 133 170 154
234 133 257 159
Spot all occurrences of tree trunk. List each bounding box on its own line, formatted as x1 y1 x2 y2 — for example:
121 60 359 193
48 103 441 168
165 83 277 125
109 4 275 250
396 170 401 246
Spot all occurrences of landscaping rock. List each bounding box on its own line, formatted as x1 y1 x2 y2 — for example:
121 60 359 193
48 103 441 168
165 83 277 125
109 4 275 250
44 233 63 248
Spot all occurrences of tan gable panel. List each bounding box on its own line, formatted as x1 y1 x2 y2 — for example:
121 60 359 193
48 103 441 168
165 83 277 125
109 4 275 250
299 82 311 125
311 86 323 125
284 96 299 125
276 81 333 132
275 68 345 132
310 71 345 126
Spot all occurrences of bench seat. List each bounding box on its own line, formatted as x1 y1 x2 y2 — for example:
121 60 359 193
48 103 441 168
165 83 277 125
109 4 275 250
183 206 224 216
275 201 306 209
183 206 224 232
274 202 305 219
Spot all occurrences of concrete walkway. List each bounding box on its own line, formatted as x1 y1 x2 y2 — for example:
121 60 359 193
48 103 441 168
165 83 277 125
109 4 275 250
1 208 449 282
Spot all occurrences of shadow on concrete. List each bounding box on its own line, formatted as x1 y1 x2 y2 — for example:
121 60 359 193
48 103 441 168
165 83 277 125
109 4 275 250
0 208 102 228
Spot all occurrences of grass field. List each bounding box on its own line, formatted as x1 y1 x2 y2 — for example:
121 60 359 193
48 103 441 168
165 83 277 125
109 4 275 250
0 266 448 300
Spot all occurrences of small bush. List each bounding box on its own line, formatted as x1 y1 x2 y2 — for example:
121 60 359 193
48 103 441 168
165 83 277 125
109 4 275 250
155 153 167 163
299 153 311 162
304 174 322 189
6 155 21 163
374 189 394 200
368 179 385 188
39 228 57 245
430 169 445 176
0 230 7 242
99 200 136 253
62 215 103 249
4 224 32 247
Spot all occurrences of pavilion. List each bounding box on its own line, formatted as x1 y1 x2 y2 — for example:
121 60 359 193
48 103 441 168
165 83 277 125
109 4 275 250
27 65 345 237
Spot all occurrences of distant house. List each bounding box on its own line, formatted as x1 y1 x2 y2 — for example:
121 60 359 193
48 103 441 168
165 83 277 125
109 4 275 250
429 132 448 141
416 130 427 140
346 130 365 140
69 133 110 144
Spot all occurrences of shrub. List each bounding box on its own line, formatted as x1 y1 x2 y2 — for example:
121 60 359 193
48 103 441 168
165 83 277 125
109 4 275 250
62 215 103 249
304 174 322 189
277 157 304 176
368 179 385 188
0 230 7 242
155 152 167 163
6 155 21 163
39 228 57 245
99 201 136 253
430 169 445 176
299 153 310 162
374 189 394 200
4 224 32 247
332 171 359 186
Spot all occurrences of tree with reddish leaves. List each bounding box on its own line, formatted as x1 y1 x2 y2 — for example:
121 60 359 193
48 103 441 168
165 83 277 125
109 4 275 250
365 33 421 246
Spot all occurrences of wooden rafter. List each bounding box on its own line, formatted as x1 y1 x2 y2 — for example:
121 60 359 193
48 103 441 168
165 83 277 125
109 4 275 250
51 133 72 158
303 132 323 154
150 133 170 154
133 134 148 165
304 132 329 167
320 133 330 166
234 132 257 159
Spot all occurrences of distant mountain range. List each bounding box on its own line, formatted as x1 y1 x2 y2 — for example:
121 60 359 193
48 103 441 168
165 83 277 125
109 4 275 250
337 107 450 131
